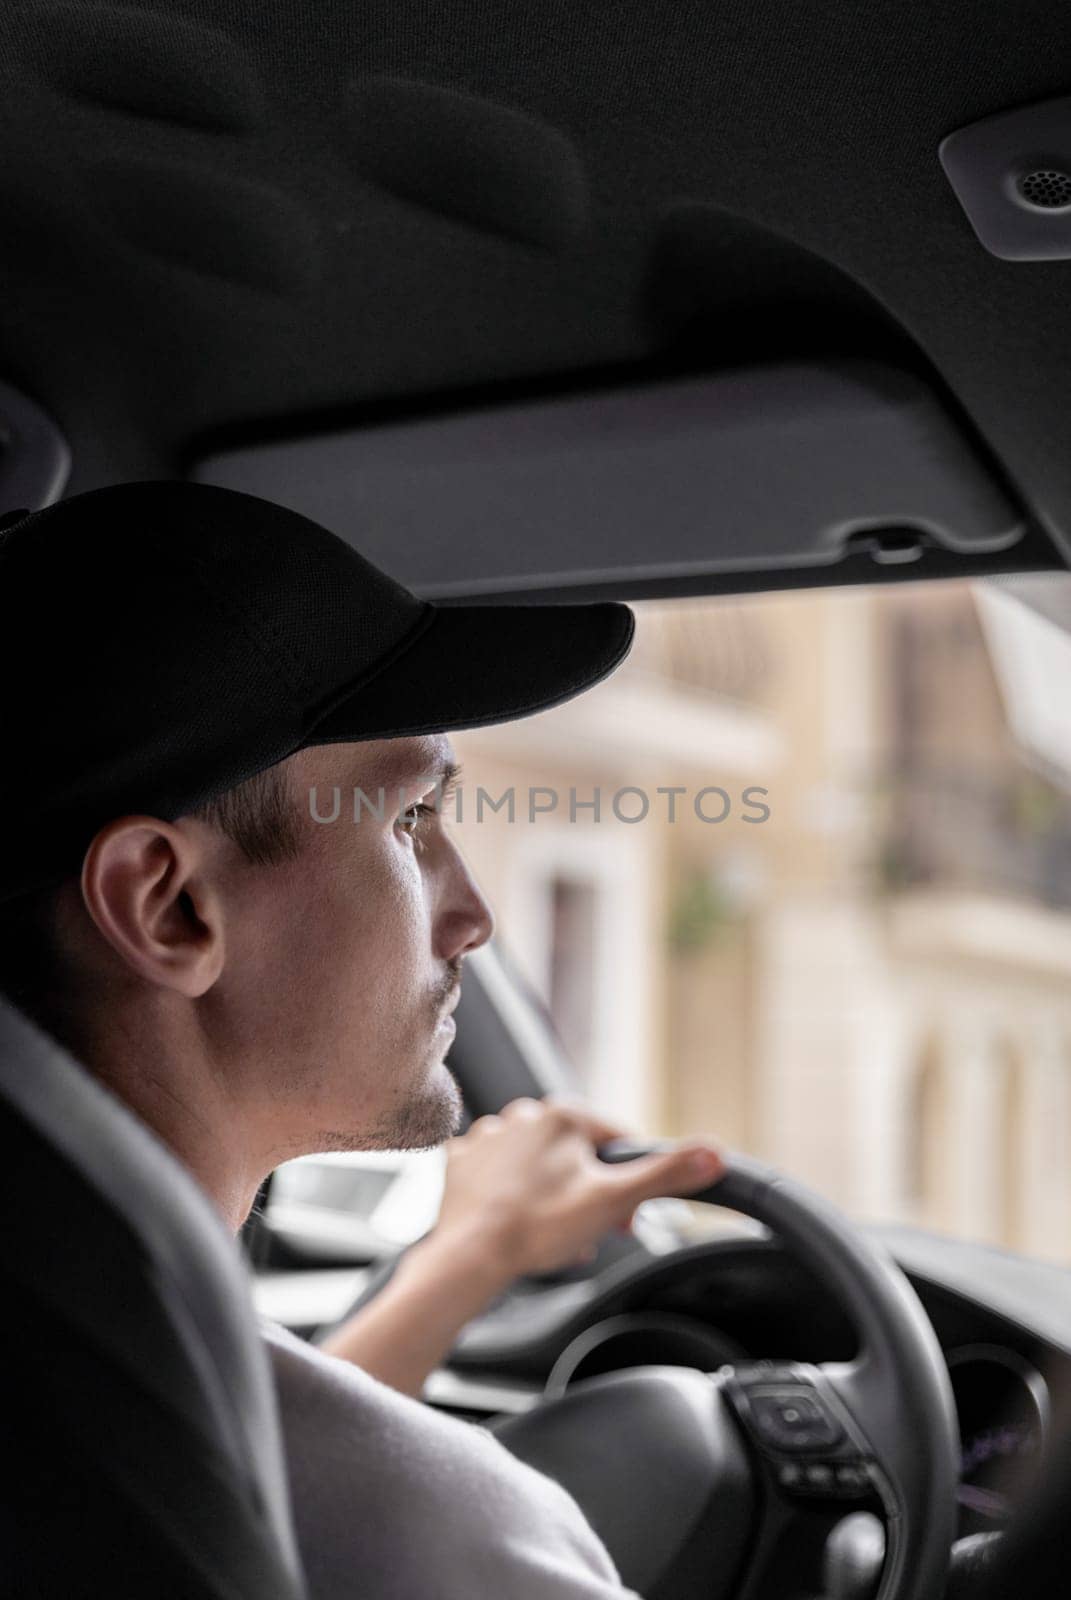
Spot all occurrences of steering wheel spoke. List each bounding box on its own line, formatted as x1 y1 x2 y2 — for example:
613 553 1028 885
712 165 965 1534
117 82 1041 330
818 1354 912 1501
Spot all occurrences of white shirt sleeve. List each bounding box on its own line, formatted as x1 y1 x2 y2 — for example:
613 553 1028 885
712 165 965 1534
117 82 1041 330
262 1320 640 1600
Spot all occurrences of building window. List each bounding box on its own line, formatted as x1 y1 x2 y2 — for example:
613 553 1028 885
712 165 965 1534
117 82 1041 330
546 875 597 1085
905 1029 946 1223
995 1040 1026 1250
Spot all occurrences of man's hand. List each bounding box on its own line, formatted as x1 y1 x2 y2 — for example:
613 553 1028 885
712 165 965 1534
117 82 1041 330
320 1096 724 1396
436 1096 725 1277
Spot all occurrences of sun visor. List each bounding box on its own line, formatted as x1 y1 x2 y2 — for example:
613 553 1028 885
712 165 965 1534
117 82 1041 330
193 360 1026 601
0 378 70 513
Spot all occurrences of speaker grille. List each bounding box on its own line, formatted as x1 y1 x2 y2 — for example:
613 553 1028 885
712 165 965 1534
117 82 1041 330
1017 168 1071 210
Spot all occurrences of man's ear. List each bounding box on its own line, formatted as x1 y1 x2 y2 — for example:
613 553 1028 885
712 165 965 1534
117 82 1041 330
79 817 225 998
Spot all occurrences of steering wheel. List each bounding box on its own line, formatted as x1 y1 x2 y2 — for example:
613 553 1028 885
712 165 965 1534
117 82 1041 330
490 1148 960 1600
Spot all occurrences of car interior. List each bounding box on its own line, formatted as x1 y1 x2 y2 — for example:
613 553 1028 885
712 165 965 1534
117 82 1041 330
4 2 1071 1597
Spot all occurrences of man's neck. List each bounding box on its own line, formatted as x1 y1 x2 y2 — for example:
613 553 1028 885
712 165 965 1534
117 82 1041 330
68 1002 265 1232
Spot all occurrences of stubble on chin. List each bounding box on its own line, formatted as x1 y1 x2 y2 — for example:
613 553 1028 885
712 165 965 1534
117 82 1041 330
309 1064 464 1156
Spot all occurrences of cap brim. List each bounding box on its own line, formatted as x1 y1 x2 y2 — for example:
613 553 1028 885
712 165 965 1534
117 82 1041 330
309 599 634 744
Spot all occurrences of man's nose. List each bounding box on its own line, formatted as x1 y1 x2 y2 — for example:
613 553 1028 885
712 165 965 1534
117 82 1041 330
436 848 495 960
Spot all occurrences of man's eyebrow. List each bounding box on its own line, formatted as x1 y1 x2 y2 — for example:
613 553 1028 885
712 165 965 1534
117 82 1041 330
406 758 462 794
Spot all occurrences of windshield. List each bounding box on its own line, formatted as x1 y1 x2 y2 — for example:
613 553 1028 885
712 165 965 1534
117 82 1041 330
440 575 1071 1265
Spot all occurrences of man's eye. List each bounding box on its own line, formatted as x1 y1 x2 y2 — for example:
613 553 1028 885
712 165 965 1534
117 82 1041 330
398 802 435 836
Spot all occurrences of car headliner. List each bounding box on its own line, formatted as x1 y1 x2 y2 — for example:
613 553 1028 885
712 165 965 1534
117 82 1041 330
2 1 1070 581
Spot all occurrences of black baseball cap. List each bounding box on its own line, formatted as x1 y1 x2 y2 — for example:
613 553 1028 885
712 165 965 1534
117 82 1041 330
0 480 634 904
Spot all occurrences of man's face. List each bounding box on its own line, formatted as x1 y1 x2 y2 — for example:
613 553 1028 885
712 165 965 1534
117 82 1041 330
219 735 493 1162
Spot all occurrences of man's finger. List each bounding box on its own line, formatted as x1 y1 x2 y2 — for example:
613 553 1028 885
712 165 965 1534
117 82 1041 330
543 1094 630 1146
601 1144 725 1205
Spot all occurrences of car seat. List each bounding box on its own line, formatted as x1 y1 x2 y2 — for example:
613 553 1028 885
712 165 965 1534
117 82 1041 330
0 994 307 1598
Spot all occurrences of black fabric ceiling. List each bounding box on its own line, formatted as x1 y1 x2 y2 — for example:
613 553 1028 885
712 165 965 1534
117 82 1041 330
2 1 1071 562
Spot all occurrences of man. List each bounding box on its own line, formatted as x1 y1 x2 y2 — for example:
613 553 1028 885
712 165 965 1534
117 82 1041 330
0 481 723 1597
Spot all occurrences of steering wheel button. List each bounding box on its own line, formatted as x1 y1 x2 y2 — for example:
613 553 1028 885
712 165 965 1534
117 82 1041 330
747 1388 843 1451
834 1465 869 1496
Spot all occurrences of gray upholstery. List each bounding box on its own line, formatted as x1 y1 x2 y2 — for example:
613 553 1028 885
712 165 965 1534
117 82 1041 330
0 995 307 1598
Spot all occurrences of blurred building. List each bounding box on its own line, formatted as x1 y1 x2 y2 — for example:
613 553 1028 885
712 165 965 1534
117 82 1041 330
452 580 1071 1265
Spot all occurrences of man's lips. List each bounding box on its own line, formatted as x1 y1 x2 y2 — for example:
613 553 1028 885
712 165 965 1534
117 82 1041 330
435 986 461 1031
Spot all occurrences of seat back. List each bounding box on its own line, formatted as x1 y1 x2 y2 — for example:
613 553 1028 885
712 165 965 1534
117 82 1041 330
0 996 306 1599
